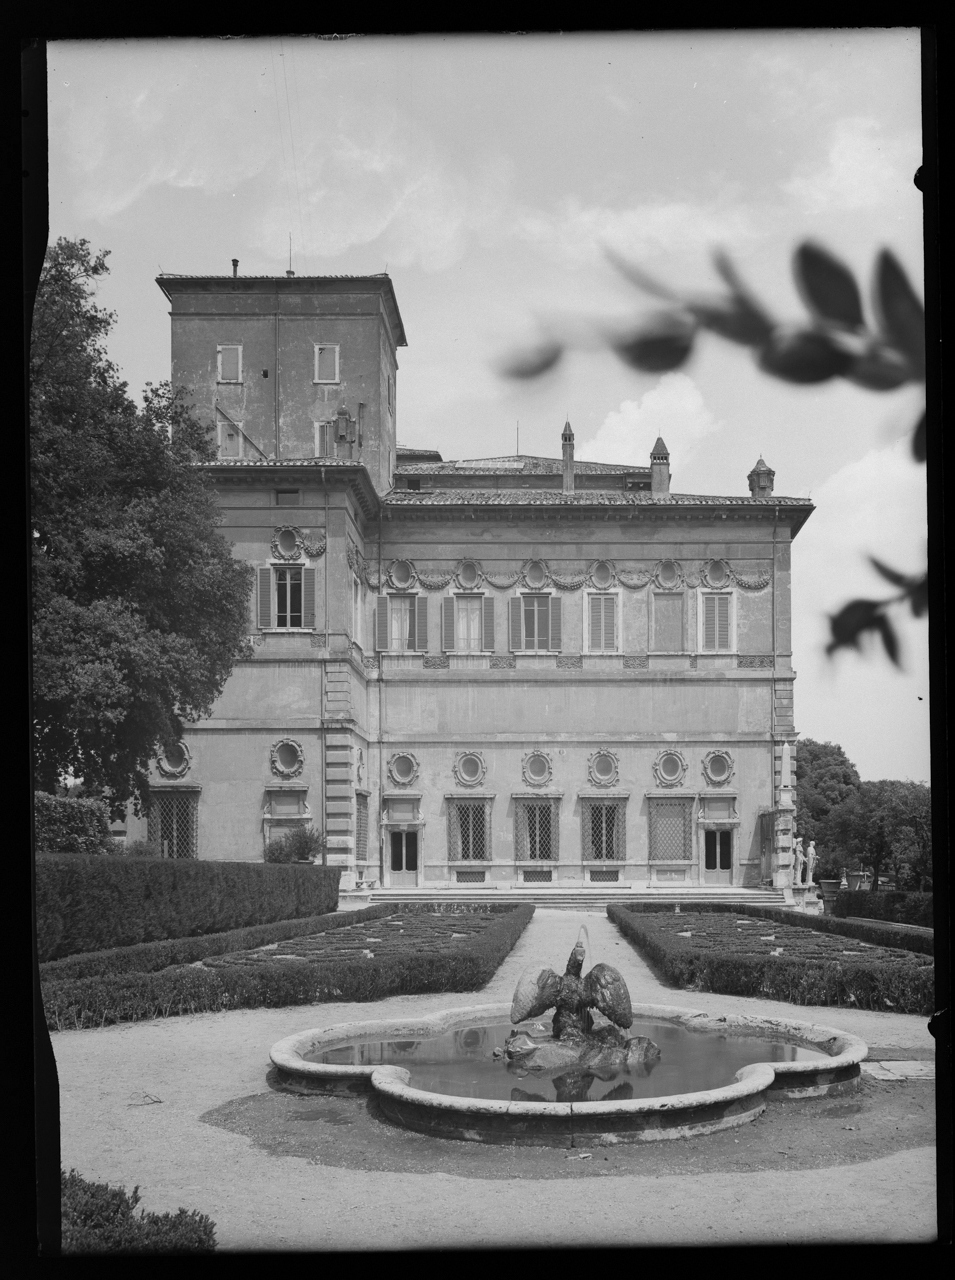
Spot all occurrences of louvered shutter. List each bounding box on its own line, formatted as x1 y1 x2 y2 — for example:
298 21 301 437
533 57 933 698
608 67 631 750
549 595 562 652
482 595 495 651
442 597 456 650
375 596 389 651
605 596 617 650
415 596 428 651
717 595 730 651
302 568 316 628
703 595 717 651
589 594 602 650
509 598 523 651
257 567 272 629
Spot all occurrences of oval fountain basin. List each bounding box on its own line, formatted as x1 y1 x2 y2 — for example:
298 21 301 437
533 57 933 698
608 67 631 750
270 1001 868 1146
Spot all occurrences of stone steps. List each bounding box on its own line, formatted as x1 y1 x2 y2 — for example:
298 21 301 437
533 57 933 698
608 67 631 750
340 887 789 910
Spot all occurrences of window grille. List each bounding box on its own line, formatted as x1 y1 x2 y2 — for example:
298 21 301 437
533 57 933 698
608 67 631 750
355 794 369 862
515 799 558 860
589 867 620 883
448 800 490 860
648 796 694 861
582 800 625 860
147 791 199 859
456 869 486 884
523 867 552 883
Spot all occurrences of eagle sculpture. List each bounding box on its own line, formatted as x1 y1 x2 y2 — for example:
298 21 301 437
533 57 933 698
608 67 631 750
504 927 660 1074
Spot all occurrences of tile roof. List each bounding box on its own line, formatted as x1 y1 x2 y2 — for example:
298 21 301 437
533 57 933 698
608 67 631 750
383 488 811 508
397 454 649 476
156 273 392 280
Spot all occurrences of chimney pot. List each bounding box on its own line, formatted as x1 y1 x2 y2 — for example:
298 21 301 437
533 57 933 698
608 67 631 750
650 437 670 495
562 419 575 493
231 258 238 278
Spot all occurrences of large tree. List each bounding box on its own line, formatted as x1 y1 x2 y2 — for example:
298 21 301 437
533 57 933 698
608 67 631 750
31 238 253 818
825 779 932 891
794 738 861 844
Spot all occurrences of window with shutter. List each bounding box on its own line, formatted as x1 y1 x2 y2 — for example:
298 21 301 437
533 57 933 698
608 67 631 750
589 594 617 651
701 593 733 652
455 596 481 651
302 568 316 629
549 595 561 652
509 597 523 651
375 595 390 651
521 595 552 651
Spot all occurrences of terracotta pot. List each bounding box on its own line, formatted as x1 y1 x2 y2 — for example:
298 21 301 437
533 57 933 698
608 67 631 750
847 871 864 891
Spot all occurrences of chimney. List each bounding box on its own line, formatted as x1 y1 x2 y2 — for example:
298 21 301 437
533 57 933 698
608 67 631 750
650 437 670 495
747 457 775 497
231 258 238 278
285 270 295 278
562 419 575 493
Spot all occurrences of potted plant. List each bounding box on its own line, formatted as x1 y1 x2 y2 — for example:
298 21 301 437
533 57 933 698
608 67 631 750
818 880 841 914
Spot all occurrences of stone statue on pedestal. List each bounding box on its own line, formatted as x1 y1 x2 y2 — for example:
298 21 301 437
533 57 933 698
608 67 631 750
806 841 817 884
792 838 806 887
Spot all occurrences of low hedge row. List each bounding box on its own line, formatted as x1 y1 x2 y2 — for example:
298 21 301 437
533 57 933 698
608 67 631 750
43 904 534 1030
39 904 396 981
834 890 934 928
607 905 933 1015
36 858 341 961
61 1169 216 1254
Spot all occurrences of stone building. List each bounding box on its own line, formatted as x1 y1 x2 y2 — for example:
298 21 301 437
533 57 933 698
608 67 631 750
127 268 813 898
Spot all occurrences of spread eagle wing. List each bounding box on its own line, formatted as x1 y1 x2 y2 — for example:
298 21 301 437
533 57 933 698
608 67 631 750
510 966 562 1023
583 963 633 1029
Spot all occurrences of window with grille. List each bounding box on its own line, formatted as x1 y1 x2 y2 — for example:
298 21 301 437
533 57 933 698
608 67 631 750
704 829 733 870
355 793 369 862
516 800 558 860
147 791 199 859
442 595 494 652
648 796 694 861
582 800 625 860
588 594 618 651
314 344 340 383
701 593 733 652
509 595 562 652
448 800 490 860
375 595 428 651
217 344 242 383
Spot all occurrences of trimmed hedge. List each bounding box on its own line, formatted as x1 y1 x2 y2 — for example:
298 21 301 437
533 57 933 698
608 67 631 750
34 792 114 856
834 890 934 928
36 857 341 961
608 905 933 1015
39 904 396 981
62 1168 216 1254
42 904 534 1030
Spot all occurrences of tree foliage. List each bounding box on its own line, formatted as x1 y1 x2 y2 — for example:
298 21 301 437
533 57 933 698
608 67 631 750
825 779 932 891
502 240 926 665
31 238 253 818
794 737 861 845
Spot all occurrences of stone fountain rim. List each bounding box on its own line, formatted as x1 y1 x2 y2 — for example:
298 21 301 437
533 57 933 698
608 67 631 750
269 999 869 1104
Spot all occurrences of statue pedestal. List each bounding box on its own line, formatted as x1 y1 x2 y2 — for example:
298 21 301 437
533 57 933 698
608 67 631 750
790 886 810 911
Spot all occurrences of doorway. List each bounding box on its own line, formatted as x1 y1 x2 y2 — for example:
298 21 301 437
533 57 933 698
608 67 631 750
390 830 419 886
703 828 733 885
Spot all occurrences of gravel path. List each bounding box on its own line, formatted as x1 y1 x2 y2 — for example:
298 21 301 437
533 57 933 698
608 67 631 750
52 908 937 1249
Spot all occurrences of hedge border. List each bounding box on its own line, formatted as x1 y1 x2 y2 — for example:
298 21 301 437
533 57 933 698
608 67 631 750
42 904 535 1030
607 904 933 1015
833 890 933 928
39 903 397 981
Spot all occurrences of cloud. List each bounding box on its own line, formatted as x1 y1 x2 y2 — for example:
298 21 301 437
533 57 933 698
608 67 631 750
783 116 921 215
576 374 723 476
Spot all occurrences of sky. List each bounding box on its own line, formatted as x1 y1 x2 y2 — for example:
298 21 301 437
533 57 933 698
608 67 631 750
45 31 929 782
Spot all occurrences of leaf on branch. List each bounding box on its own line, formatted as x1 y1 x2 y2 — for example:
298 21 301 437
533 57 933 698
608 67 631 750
873 250 925 380
794 242 866 330
602 245 681 301
874 615 900 666
499 341 563 379
826 599 892 657
757 327 855 384
843 340 914 391
912 411 926 462
711 250 775 328
869 557 914 589
907 576 929 618
689 298 774 346
609 312 696 372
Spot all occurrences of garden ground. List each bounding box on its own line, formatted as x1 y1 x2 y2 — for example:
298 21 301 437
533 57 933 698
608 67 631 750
51 908 938 1249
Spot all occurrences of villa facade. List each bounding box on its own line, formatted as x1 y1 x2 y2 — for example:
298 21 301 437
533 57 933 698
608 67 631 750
126 269 812 894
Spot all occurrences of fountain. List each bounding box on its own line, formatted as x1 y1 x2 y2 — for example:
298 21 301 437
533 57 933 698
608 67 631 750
270 927 868 1145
